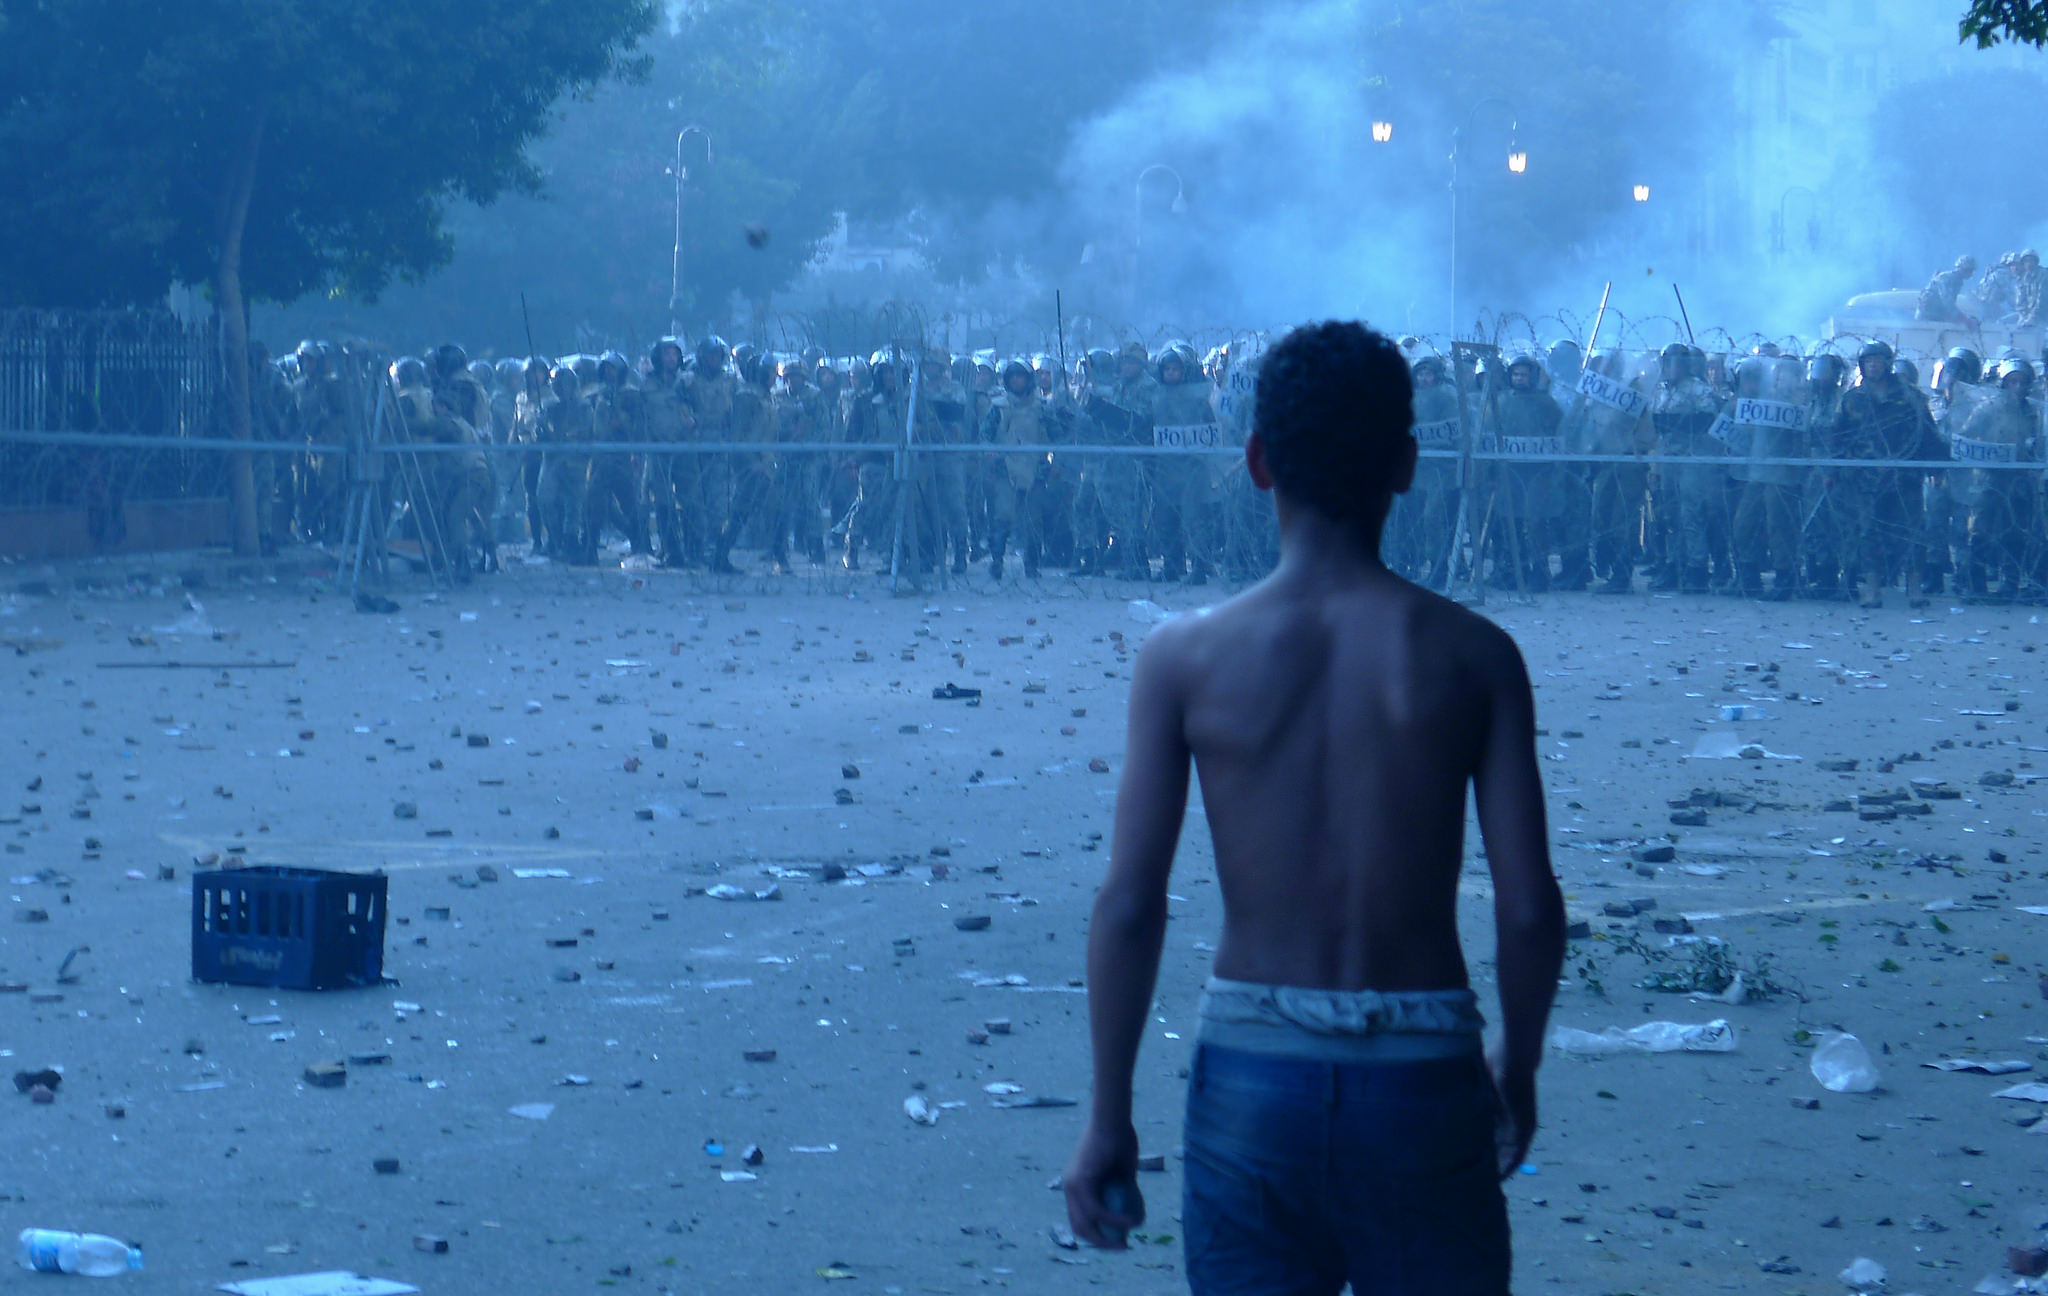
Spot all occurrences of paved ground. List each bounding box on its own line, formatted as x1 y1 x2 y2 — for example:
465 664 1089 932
3 551 2046 1295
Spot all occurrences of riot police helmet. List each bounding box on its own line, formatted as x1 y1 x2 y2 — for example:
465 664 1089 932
1855 340 1895 381
1657 342 1691 383
1733 356 1769 398
694 336 730 374
1940 346 1983 387
649 337 686 375
469 359 497 391
432 343 468 380
1000 358 1034 395
391 356 428 389
1807 352 1847 389
1545 339 1583 385
1892 357 1921 388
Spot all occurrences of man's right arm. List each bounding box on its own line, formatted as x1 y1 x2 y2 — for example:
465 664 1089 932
1471 626 1566 1177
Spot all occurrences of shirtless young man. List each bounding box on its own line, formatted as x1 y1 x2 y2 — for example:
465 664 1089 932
1064 321 1566 1294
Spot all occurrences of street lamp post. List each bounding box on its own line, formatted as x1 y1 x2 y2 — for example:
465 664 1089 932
670 125 712 336
1448 98 1523 340
1133 163 1186 310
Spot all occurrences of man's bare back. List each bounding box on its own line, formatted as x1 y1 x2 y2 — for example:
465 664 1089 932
1066 324 1566 1283
1159 556 1526 993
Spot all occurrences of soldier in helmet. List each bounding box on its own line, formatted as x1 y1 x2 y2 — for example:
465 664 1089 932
1070 348 1121 576
1647 341 1724 593
1085 342 1157 578
681 336 736 563
492 358 521 431
432 345 492 437
1387 354 1462 588
844 348 907 572
1955 357 2040 598
1033 352 1080 570
1831 340 1938 607
2012 251 2044 328
1977 253 2020 321
511 358 553 552
1728 356 1808 598
1797 353 1850 597
769 356 823 567
706 348 780 573
1488 349 1582 591
580 351 646 564
1916 256 1979 324
1924 346 1984 594
641 338 697 568
1149 341 1220 583
291 341 350 542
395 355 494 581
1575 350 1655 594
535 361 594 562
920 348 974 576
983 359 1049 580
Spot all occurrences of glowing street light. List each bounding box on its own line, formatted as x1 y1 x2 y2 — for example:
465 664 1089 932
1633 183 1651 203
1372 120 1394 143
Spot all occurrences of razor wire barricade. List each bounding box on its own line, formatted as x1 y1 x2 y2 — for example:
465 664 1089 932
9 422 2048 602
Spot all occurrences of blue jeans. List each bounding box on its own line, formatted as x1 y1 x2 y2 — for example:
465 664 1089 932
1182 1043 1511 1295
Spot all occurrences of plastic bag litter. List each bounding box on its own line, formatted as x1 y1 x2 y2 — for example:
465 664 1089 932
1549 1019 1737 1055
1127 600 1170 625
1689 732 1800 761
1839 1256 1887 1291
1811 1033 1881 1093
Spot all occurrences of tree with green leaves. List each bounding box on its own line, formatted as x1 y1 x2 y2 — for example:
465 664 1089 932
1960 0 2048 47
0 0 653 553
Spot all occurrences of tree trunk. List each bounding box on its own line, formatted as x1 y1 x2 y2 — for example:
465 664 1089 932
216 108 268 558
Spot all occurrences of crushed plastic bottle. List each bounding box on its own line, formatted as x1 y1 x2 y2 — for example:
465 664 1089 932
1549 1019 1738 1055
1838 1255 1887 1290
1811 1032 1881 1093
1127 599 1168 625
16 1229 144 1276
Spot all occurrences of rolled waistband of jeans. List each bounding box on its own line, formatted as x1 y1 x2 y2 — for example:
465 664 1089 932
1196 980 1484 1065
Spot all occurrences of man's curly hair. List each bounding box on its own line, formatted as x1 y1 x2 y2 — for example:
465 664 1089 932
1253 321 1415 529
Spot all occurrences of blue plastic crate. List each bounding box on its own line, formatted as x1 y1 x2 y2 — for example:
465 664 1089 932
191 866 388 990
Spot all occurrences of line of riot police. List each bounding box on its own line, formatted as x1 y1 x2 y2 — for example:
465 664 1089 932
1385 337 2048 607
254 334 1274 586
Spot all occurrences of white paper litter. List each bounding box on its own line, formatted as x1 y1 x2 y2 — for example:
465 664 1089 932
1993 1082 2048 1103
1923 1058 2032 1075
218 1275 419 1296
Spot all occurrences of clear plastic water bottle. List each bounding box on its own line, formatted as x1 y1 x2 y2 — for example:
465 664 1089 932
16 1229 144 1276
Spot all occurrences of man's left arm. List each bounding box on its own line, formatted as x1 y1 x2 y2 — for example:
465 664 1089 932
1065 624 1192 1248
